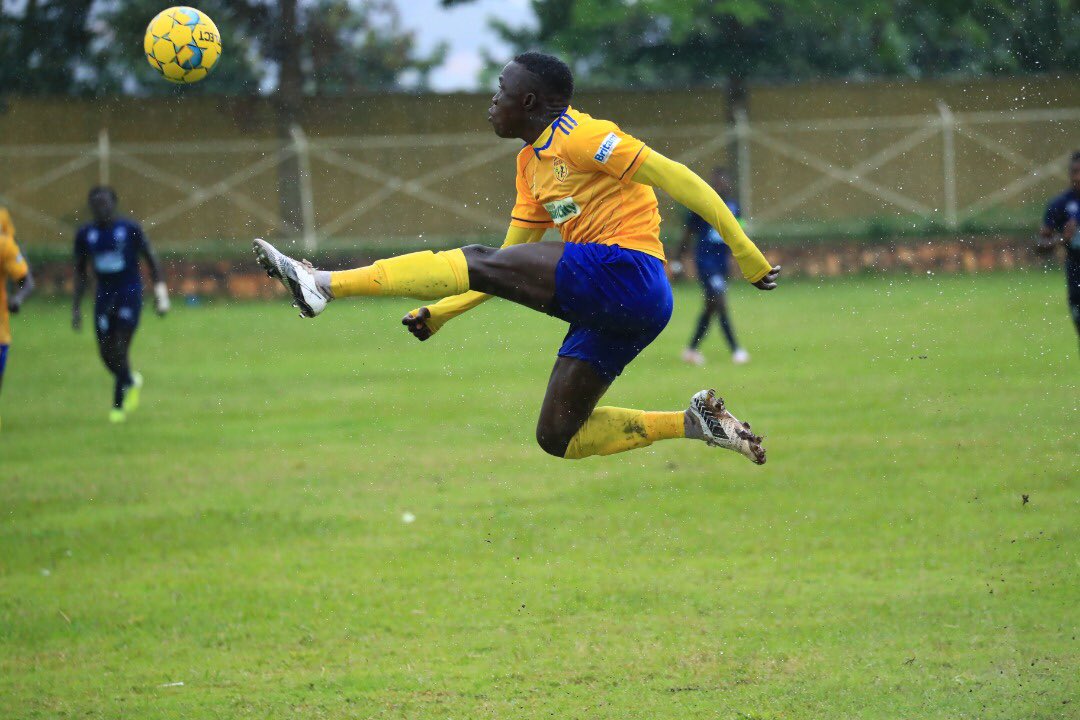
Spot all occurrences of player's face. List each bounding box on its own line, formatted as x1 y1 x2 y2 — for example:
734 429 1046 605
488 62 534 139
89 190 116 223
1070 160 1080 193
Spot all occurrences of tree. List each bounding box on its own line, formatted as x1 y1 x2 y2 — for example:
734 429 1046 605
0 0 97 95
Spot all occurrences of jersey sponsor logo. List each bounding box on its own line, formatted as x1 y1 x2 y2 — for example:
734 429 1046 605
593 132 621 164
543 196 582 225
553 157 570 183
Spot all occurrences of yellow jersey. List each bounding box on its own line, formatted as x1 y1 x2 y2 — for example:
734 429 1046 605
0 208 29 345
509 106 663 261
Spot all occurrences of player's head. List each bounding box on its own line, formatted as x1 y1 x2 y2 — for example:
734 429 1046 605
88 186 118 223
489 52 574 139
710 167 733 196
1070 150 1080 192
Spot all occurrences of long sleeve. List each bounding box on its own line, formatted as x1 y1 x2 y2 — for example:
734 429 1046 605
632 152 772 283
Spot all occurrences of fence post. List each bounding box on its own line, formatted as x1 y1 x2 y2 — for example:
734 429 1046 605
937 101 958 229
98 129 110 185
735 108 752 224
290 125 317 253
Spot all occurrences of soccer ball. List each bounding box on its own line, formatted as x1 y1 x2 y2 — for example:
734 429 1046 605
144 6 221 84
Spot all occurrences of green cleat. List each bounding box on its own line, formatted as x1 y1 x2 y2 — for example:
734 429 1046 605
123 372 144 414
109 408 126 424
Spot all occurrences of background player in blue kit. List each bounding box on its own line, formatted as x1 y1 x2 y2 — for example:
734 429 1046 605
73 186 171 422
671 168 749 366
1036 151 1080 354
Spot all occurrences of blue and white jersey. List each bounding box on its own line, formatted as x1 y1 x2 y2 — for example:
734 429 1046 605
1043 189 1080 270
686 199 740 270
75 219 147 292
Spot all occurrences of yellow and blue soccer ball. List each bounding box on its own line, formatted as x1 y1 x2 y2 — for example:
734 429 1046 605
144 6 221 84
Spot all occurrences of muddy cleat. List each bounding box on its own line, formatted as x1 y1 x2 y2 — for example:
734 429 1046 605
252 238 330 318
687 389 766 465
123 371 143 414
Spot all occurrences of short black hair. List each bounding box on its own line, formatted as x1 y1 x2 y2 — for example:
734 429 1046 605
1071 150 1080 163
513 51 574 102
89 185 117 202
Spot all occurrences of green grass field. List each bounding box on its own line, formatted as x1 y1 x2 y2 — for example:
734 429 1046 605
1 272 1076 719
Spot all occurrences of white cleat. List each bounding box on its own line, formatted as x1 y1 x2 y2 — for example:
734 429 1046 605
687 389 766 465
682 348 706 366
252 238 330 318
732 348 751 365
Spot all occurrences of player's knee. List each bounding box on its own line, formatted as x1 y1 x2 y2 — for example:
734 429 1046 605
535 421 574 458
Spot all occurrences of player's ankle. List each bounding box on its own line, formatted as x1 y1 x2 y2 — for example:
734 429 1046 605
314 270 334 299
684 409 704 441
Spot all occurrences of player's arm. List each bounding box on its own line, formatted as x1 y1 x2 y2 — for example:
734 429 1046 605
137 227 170 315
72 237 88 331
633 152 779 289
402 225 546 341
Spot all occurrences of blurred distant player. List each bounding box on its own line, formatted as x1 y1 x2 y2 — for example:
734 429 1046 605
72 187 171 422
671 167 749 366
0 208 35 433
1036 150 1080 354
254 52 781 464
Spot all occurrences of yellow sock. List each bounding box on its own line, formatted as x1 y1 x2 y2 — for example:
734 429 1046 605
330 249 470 300
563 407 685 459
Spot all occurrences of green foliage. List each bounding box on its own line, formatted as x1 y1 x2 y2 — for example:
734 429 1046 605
1 0 446 96
0 0 96 95
1 275 1076 717
451 0 1080 89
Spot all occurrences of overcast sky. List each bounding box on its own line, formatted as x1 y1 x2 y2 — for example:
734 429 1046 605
396 0 537 93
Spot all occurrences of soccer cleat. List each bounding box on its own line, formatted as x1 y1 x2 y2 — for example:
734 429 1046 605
687 389 766 465
681 348 706 366
109 408 126 424
123 372 144 414
252 238 330 318
732 348 751 365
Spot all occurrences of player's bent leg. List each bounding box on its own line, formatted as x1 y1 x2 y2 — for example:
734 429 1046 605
535 356 611 456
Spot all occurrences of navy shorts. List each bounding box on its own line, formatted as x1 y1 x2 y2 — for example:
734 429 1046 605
95 285 142 337
0 344 8 378
551 243 673 382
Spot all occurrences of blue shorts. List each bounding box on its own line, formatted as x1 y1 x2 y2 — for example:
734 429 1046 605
697 252 730 297
95 285 142 337
551 243 673 382
0 344 8 377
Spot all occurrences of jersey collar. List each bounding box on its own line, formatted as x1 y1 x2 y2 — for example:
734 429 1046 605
531 106 577 158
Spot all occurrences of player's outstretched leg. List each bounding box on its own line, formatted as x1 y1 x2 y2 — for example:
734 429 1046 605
254 238 472 318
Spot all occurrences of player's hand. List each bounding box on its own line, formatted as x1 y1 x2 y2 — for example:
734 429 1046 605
401 307 435 341
753 265 781 291
72 307 82 331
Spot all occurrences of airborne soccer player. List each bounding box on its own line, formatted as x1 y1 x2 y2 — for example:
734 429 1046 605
254 52 780 463
1036 150 1080 354
0 208 36 433
73 187 171 422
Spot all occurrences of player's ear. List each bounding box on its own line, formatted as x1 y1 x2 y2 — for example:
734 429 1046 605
522 92 537 112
